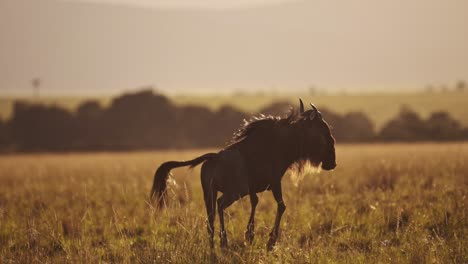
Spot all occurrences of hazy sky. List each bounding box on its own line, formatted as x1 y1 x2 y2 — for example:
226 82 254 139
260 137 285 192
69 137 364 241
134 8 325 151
67 0 297 9
1 0 467 95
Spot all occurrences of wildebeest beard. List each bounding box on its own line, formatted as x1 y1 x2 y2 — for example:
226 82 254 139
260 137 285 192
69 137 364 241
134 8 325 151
288 159 321 187
291 158 321 174
288 135 328 185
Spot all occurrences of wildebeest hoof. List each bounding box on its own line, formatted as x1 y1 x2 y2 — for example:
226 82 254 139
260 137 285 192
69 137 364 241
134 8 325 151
220 238 228 248
245 230 255 244
220 232 228 248
266 241 275 251
266 236 277 251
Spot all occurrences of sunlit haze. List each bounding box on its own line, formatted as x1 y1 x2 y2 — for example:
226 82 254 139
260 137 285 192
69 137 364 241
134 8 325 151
1 0 467 95
66 0 298 9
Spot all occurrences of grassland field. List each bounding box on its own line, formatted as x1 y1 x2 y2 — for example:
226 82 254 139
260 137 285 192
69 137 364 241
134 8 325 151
0 143 466 263
1 92 468 129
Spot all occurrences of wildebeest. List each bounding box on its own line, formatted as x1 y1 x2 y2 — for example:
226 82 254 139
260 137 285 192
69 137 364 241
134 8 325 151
150 99 336 250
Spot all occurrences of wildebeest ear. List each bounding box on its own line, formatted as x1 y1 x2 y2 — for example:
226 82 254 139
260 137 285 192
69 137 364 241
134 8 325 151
299 98 304 113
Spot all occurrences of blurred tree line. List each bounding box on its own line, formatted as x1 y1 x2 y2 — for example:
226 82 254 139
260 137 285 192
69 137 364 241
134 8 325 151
0 90 467 152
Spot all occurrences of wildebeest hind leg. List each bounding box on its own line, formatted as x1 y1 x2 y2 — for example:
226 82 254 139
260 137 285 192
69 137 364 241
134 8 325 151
203 185 217 249
245 192 258 244
201 163 217 249
217 194 238 248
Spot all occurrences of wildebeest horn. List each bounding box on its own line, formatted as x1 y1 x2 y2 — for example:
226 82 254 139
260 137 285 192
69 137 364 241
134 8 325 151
299 98 304 113
309 103 318 120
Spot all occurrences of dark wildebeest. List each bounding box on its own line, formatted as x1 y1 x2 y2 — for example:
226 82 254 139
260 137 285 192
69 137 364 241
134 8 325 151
150 99 336 250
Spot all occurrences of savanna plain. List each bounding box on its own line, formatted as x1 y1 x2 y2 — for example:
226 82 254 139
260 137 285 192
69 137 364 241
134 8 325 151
0 143 466 263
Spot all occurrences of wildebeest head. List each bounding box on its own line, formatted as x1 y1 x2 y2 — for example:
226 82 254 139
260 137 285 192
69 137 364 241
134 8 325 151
297 99 337 171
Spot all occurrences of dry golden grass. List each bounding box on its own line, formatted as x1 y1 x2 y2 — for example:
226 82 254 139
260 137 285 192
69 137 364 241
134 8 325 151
0 143 467 263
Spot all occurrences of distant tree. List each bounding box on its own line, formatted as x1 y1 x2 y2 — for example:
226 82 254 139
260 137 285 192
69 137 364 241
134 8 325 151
339 112 375 142
9 102 77 151
379 106 466 141
3 90 467 152
319 109 375 142
74 100 104 149
101 90 177 149
176 105 214 148
455 80 466 92
0 119 8 151
461 127 468 140
379 107 427 141
425 111 463 141
76 100 102 119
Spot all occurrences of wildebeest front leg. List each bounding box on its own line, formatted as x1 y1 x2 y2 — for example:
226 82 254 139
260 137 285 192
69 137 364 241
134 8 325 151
245 193 259 244
267 184 286 251
217 194 238 248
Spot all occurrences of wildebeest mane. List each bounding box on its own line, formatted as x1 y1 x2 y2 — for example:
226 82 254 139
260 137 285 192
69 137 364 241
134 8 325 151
230 108 322 185
231 109 300 144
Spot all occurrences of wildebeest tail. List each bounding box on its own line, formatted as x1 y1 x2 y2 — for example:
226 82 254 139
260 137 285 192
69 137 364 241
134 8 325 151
150 152 217 208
